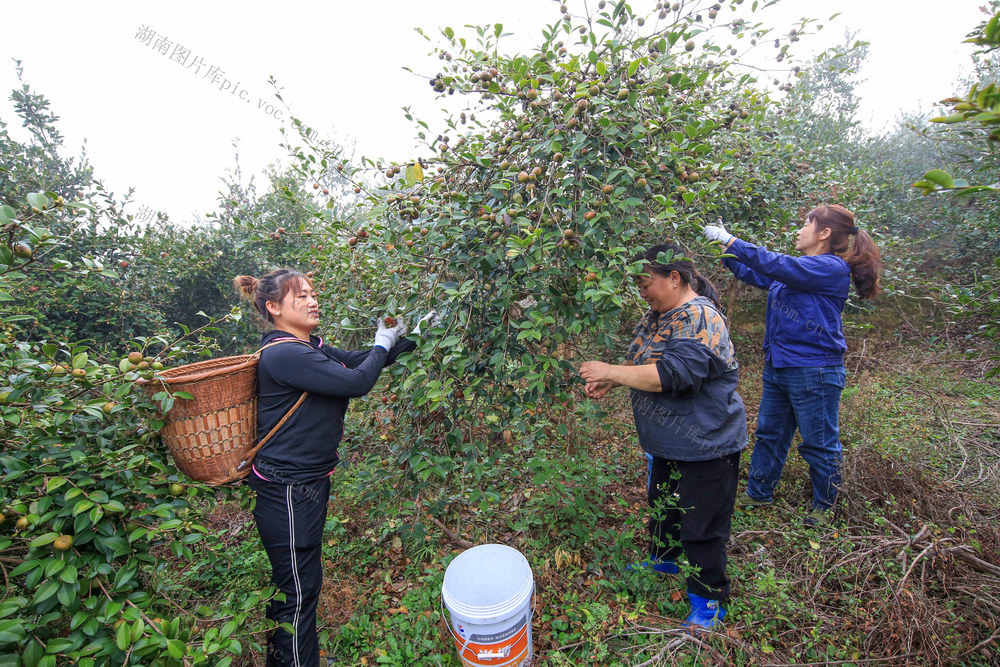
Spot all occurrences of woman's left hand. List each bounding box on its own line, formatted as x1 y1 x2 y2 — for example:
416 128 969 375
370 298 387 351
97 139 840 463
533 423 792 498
579 361 613 384
411 310 441 336
704 221 735 246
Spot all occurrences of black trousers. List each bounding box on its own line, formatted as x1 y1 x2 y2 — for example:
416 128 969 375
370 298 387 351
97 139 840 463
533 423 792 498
648 451 741 600
249 474 331 667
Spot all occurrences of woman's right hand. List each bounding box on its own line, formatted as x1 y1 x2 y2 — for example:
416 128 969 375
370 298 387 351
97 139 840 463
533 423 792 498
585 380 616 400
373 317 406 350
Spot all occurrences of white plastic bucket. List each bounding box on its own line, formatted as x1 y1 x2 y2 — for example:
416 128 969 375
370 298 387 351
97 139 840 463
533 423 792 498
441 544 534 667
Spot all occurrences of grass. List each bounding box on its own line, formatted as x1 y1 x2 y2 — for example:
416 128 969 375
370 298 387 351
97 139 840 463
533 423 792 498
174 298 1000 666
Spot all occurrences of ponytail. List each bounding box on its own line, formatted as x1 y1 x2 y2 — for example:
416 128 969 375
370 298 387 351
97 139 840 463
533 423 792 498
842 229 882 300
807 205 882 300
692 271 722 311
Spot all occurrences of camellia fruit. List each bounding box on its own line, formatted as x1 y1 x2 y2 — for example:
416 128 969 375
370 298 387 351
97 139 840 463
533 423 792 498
169 483 185 496
128 351 143 364
12 243 32 259
384 316 397 327
53 534 74 551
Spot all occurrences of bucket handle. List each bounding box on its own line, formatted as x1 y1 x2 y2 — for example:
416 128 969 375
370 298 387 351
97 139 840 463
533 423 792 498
440 586 536 662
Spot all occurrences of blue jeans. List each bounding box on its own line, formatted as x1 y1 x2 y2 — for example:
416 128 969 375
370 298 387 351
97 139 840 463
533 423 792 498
746 364 846 509
646 452 654 490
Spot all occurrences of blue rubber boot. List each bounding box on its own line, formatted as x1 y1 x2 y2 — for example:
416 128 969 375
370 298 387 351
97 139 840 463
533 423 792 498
626 556 679 575
684 590 726 630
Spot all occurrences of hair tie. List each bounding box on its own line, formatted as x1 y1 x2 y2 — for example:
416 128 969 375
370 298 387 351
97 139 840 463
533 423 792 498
849 226 859 235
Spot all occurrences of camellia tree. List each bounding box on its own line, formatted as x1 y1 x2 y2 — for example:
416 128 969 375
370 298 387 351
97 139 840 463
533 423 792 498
910 1 1000 372
244 0 824 488
0 79 283 665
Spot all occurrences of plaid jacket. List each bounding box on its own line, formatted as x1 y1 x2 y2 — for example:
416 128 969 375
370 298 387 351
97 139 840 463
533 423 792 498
626 297 747 461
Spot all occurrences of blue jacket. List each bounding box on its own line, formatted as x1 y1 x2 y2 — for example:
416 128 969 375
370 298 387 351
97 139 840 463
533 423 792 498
627 297 748 461
723 238 849 368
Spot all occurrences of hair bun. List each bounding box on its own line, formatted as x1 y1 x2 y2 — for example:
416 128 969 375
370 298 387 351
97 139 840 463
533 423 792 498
232 275 260 299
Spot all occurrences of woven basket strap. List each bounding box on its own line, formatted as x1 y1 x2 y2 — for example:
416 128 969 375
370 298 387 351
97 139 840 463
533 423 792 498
255 337 314 355
163 337 315 385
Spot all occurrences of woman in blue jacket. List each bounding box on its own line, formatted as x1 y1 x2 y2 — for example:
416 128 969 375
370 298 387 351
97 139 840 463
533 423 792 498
579 244 747 631
704 205 881 526
235 269 434 667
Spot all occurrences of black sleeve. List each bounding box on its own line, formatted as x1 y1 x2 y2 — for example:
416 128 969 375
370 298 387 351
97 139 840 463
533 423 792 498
263 344 389 398
655 338 729 396
323 337 417 369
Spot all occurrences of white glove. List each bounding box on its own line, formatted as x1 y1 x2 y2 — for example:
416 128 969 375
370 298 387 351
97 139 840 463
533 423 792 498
703 222 735 246
411 310 441 335
373 317 406 350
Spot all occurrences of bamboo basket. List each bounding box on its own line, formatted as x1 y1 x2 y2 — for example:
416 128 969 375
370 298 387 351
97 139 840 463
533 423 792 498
137 354 262 486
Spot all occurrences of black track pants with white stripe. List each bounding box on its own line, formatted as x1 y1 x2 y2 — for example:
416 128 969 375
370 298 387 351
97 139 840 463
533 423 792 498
249 475 331 667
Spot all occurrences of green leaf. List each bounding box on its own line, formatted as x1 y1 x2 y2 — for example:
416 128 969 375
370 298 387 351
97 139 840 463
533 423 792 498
924 169 955 188
116 621 130 651
64 201 95 213
44 558 66 578
929 113 967 124
45 637 77 653
31 579 60 606
22 638 43 667
0 206 14 224
71 353 88 370
29 532 58 548
58 564 78 584
166 639 186 659
26 192 51 211
404 163 424 186
0 619 25 644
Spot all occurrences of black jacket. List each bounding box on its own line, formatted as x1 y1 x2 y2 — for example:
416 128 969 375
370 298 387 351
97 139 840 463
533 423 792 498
251 329 415 483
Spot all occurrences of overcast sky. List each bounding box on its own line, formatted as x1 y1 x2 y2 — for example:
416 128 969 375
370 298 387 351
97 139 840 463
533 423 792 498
0 1 986 224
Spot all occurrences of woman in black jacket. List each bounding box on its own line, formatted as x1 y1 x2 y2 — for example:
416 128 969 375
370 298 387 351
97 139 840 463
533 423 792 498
578 244 747 631
235 269 433 667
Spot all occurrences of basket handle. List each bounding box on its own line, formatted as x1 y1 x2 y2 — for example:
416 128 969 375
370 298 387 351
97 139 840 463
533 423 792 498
235 337 316 473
